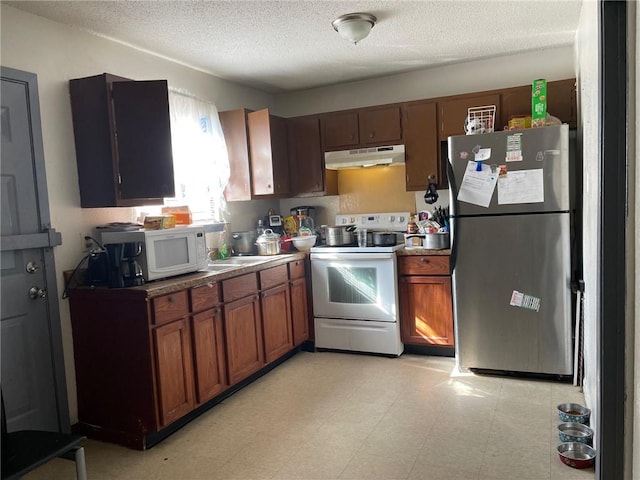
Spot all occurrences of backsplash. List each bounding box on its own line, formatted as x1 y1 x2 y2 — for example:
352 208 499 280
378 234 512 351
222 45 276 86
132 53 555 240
228 166 451 232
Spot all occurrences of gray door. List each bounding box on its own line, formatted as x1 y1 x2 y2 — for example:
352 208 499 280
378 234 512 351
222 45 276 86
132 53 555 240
452 212 573 375
1 67 69 432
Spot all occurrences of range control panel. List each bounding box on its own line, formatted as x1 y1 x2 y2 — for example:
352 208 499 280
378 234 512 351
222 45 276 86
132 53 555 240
335 212 410 231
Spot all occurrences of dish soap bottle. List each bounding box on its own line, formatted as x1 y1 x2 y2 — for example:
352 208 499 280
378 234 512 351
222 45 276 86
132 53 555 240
217 231 229 259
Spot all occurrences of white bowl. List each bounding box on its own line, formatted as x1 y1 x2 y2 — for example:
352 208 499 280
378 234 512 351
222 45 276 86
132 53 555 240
291 235 317 251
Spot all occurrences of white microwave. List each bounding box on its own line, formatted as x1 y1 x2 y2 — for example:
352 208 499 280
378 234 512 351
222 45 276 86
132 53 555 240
100 226 208 282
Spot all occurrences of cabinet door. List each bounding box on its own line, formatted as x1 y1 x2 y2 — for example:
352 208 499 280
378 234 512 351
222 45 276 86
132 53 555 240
322 111 359 149
399 276 454 347
359 106 402 145
191 307 228 404
261 284 293 363
223 294 265 384
248 109 290 196
501 79 577 129
69 74 173 207
439 93 501 140
287 116 325 195
220 109 252 201
403 102 440 191
547 79 577 128
290 277 309 346
111 80 175 202
152 318 194 427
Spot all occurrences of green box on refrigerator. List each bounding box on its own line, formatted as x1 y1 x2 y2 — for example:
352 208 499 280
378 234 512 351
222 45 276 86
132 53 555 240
531 79 547 127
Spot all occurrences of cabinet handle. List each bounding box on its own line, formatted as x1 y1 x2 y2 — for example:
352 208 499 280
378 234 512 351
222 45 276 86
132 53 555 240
420 258 429 263
255 295 260 301
349 133 354 140
369 132 375 138
168 296 174 303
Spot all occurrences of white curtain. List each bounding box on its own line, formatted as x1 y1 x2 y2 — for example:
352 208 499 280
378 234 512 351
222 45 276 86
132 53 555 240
166 90 230 223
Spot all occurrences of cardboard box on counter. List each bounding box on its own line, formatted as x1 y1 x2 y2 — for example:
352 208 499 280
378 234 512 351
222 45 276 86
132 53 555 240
143 215 176 229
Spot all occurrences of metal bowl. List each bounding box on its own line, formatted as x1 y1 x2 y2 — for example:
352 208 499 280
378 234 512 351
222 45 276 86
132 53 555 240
557 442 596 469
558 422 594 445
557 403 591 424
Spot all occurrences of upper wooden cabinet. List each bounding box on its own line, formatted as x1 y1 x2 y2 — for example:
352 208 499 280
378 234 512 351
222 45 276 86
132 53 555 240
403 101 440 191
501 78 577 129
438 93 501 140
219 108 252 202
248 109 290 196
322 105 402 150
287 116 325 196
69 73 175 207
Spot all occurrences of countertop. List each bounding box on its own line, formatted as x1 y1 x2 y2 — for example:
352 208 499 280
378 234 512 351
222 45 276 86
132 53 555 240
71 248 451 299
71 252 307 299
397 248 451 256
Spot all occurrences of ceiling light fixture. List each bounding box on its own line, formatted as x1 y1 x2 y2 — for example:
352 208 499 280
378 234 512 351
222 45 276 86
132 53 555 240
332 12 377 45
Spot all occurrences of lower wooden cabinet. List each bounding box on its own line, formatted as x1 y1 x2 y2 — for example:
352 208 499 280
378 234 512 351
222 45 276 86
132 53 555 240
261 283 294 363
398 255 454 347
153 318 195 427
68 257 310 449
290 276 309 345
191 307 228 404
223 293 265 385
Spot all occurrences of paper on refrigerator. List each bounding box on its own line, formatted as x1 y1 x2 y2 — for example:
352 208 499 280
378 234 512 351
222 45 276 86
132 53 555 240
456 160 499 208
497 169 544 204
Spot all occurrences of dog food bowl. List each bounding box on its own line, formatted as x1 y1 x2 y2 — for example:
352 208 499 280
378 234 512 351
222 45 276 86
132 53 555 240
558 422 594 445
557 403 591 424
557 442 596 469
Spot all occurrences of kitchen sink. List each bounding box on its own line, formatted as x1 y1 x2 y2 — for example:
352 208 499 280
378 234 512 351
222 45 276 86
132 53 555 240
214 256 272 265
205 264 238 272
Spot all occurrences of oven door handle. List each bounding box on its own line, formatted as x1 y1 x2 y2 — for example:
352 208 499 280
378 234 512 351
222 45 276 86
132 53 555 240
310 253 395 261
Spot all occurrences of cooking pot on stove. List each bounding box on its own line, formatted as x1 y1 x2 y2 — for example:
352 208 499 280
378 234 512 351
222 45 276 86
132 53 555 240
372 232 397 246
325 225 356 246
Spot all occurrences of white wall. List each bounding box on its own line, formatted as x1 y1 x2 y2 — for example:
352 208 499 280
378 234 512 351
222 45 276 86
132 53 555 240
273 46 576 117
0 4 275 422
575 0 600 445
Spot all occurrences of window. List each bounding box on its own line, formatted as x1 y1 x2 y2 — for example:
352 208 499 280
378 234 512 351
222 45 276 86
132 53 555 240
151 90 230 224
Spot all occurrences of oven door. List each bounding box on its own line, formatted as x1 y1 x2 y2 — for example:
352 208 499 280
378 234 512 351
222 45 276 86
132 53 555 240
310 252 398 322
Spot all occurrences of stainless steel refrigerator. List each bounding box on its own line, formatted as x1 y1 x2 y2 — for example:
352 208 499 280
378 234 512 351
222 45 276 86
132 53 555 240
447 124 574 375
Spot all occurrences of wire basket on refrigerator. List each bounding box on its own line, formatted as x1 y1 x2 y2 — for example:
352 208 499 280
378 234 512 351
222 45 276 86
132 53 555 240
465 105 496 134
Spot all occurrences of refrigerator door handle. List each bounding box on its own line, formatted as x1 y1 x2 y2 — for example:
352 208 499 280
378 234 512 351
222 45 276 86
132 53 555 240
446 158 458 271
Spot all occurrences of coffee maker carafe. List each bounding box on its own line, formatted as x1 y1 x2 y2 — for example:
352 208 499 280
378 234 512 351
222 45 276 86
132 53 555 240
290 206 316 234
105 242 144 288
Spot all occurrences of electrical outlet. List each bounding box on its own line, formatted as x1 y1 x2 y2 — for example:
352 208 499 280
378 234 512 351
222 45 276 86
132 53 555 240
80 232 93 252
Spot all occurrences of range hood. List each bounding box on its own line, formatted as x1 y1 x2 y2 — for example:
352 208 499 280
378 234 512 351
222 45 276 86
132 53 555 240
324 144 405 170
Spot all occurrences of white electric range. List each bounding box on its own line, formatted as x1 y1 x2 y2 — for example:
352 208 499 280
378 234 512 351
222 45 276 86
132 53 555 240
310 212 409 356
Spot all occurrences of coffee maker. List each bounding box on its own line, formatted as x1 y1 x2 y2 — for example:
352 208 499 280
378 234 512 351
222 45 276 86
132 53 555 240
105 242 144 288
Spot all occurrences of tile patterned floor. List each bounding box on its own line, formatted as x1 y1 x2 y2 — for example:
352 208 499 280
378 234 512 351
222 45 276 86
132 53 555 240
24 352 595 480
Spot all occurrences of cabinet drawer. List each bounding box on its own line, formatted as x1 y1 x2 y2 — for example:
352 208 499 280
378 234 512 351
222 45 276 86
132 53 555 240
152 291 189 325
259 264 288 290
288 259 305 280
190 282 220 313
223 273 258 302
398 256 450 276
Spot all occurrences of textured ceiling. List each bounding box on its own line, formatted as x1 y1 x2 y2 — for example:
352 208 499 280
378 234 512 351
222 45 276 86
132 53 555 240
6 0 583 93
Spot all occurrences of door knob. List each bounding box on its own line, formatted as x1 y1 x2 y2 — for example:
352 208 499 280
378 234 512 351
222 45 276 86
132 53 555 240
29 286 47 299
26 261 40 273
